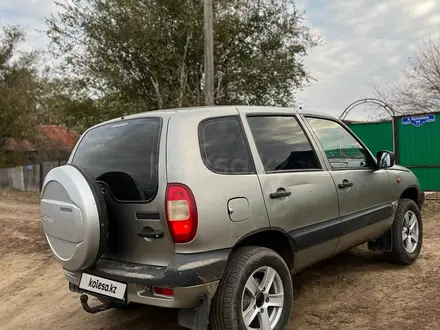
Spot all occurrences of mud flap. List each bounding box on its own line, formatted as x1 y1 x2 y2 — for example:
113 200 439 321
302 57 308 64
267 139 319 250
368 229 392 252
178 293 211 330
382 229 393 252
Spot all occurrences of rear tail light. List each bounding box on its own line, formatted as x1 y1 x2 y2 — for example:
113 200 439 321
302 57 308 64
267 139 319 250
153 286 174 297
165 183 198 243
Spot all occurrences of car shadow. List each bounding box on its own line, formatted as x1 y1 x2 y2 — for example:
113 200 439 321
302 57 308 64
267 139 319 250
289 243 413 324
104 304 183 330
292 245 400 293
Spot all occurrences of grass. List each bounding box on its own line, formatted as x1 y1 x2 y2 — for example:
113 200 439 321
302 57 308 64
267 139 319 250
422 199 440 218
0 189 40 204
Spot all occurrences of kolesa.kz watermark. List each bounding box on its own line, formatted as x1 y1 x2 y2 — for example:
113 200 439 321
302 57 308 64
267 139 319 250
87 278 117 294
79 273 127 299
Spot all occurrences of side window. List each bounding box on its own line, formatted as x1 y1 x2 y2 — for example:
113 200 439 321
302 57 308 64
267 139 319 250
247 115 321 172
199 116 255 174
306 117 374 170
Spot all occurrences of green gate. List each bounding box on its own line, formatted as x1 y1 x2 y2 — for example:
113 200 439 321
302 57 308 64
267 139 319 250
346 121 394 155
345 113 440 191
395 113 440 191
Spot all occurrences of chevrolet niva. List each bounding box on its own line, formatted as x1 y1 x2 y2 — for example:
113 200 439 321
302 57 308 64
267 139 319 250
40 106 424 330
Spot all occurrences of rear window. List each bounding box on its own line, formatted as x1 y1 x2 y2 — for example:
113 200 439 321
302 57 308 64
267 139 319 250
198 116 255 174
71 117 162 202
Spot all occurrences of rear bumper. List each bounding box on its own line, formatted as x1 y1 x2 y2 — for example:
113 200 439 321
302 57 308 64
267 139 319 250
87 248 230 287
68 280 219 309
64 248 231 308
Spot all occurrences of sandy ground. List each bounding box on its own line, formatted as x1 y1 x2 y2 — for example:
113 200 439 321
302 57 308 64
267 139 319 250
1 189 440 330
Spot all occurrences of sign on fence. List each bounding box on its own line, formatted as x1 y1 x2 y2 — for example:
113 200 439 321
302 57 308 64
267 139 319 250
402 114 436 127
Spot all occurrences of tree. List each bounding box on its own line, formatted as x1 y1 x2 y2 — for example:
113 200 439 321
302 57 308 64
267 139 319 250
46 0 319 115
375 38 440 115
0 25 42 149
36 75 105 133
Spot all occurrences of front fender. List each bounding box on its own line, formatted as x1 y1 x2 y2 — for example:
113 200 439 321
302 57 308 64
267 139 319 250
386 165 424 209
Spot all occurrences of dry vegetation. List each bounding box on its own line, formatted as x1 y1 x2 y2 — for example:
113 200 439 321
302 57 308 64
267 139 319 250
1 190 440 329
0 189 40 204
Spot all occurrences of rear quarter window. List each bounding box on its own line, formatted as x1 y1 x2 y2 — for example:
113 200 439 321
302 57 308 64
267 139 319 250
198 116 255 174
71 117 162 202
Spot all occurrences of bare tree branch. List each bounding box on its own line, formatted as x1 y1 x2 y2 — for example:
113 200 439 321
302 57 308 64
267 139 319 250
149 76 163 109
375 37 440 115
178 32 192 107
215 70 224 101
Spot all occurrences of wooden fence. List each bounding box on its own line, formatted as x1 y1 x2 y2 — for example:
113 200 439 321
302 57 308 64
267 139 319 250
0 160 67 192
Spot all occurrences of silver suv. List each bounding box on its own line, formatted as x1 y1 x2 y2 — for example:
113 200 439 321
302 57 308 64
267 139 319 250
40 106 424 330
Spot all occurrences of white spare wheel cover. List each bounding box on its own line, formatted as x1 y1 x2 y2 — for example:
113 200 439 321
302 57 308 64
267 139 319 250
40 164 108 272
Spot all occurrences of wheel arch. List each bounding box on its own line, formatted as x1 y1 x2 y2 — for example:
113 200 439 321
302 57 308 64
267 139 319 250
232 228 295 270
400 186 420 206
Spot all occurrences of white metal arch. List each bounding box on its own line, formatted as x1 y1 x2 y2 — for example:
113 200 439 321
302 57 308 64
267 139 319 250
339 98 395 121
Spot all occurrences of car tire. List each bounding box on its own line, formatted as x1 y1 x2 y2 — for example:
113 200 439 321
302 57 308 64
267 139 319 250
385 198 423 265
210 246 293 330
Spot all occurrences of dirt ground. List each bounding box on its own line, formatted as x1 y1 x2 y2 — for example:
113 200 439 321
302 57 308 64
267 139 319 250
2 189 440 330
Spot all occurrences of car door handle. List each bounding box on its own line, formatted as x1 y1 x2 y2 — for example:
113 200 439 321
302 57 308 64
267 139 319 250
338 179 353 189
270 190 292 199
137 226 164 239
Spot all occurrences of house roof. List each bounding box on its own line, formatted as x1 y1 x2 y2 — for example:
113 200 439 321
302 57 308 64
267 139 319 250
3 125 80 152
39 125 79 150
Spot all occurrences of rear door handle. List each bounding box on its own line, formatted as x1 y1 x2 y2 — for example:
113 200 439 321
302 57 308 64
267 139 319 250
338 179 353 189
137 226 164 239
270 190 292 199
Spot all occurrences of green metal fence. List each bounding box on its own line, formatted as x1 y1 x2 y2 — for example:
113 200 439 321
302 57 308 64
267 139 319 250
347 121 394 155
395 113 440 191
345 112 440 191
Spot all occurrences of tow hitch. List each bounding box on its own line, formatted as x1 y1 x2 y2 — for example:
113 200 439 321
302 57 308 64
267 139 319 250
80 294 116 314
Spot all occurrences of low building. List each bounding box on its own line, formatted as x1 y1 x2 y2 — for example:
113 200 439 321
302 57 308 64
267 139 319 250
1 125 79 167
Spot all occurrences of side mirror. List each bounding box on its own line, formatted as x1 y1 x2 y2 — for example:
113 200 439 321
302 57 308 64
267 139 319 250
376 150 395 169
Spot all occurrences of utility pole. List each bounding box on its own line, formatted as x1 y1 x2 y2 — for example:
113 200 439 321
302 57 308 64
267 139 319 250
204 0 215 106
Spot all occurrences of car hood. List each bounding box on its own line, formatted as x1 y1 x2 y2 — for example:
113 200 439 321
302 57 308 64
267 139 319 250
387 164 411 172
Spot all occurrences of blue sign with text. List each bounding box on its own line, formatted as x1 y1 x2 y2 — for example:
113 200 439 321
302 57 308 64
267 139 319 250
402 114 435 127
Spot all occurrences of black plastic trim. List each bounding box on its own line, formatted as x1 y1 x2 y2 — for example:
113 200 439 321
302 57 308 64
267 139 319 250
67 164 109 266
288 217 341 251
418 190 425 209
265 168 323 174
341 205 391 235
288 204 391 251
136 211 161 220
85 249 232 287
233 226 297 251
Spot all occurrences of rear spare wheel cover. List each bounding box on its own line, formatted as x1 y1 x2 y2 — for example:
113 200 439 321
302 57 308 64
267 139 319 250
40 164 108 272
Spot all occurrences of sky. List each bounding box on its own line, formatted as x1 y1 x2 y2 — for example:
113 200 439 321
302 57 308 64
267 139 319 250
1 0 440 119
295 0 440 118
